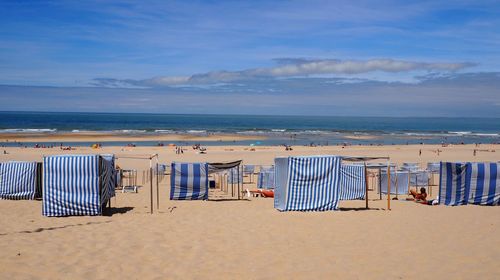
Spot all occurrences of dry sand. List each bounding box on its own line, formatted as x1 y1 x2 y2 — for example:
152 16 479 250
1 143 499 279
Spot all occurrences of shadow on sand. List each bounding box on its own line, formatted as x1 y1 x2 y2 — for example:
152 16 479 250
103 206 134 216
338 207 384 211
1 220 112 236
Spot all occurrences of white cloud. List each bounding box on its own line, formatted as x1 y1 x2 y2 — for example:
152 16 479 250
93 58 476 87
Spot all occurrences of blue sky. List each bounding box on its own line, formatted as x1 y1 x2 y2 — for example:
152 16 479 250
0 0 499 116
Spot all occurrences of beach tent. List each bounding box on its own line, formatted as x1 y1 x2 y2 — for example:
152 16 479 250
0 161 40 200
257 166 275 190
209 160 243 199
42 154 116 216
380 171 409 195
274 156 342 211
170 162 209 200
170 160 243 200
439 162 499 206
339 164 366 200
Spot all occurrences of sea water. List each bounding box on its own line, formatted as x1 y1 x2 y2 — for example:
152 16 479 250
1 111 499 146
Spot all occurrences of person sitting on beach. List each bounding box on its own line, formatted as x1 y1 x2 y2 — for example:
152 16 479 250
409 188 427 202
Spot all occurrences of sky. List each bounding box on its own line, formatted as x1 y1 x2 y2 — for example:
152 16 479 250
0 0 499 117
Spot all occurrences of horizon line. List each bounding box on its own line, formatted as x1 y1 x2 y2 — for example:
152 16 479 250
1 110 500 120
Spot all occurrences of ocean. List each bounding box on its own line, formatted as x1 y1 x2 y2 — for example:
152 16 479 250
1 111 499 146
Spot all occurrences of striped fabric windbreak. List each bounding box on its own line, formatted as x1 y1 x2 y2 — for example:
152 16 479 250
380 171 410 195
401 163 419 172
409 171 430 186
339 164 366 200
281 156 342 211
427 162 440 173
100 155 115 205
466 162 499 205
257 167 275 189
439 162 499 206
43 155 101 216
227 167 243 184
0 161 38 200
439 162 468 206
243 165 255 175
170 162 209 200
274 158 289 210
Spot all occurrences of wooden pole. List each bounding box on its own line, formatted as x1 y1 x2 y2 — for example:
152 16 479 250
238 165 241 200
408 171 411 195
150 167 153 214
231 170 234 197
387 164 391 210
395 169 399 199
364 163 369 209
156 163 159 210
379 168 382 200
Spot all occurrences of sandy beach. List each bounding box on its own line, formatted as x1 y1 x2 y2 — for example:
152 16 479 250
1 142 499 279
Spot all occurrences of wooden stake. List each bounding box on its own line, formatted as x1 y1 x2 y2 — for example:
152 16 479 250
150 167 153 214
379 168 382 200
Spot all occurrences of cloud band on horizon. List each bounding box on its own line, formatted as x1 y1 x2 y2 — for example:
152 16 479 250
91 58 476 88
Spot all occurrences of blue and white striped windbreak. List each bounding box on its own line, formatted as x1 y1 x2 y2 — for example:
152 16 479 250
401 163 419 172
439 162 469 206
100 155 116 205
226 167 243 184
380 171 410 195
43 155 104 216
243 165 255 175
439 162 499 206
170 162 209 200
427 162 440 173
409 171 430 187
275 156 342 211
0 161 38 200
257 167 275 189
339 164 366 200
466 162 499 205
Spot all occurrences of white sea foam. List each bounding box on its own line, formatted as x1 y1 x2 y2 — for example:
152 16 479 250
472 133 499 137
115 129 147 133
154 129 174 133
0 128 57 133
449 131 472 135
